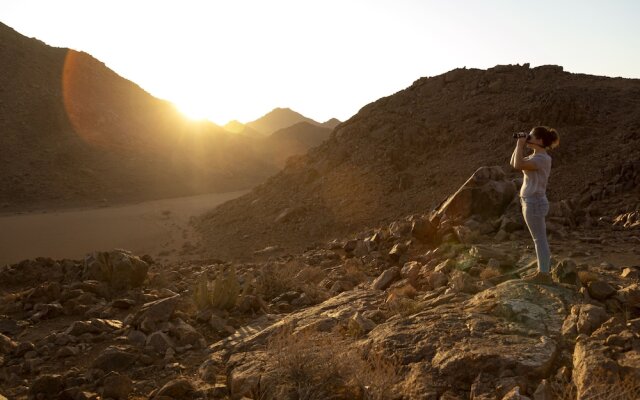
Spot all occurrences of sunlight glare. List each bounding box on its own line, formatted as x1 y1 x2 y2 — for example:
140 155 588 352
175 100 212 122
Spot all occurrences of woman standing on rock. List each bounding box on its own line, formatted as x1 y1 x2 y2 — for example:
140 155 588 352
510 126 560 284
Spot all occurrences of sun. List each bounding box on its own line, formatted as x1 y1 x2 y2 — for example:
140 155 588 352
175 100 211 121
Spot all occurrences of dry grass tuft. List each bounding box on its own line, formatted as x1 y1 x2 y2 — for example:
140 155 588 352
255 261 329 305
258 326 399 400
479 266 502 281
550 372 640 400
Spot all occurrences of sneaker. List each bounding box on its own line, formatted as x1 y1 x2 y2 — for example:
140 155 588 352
522 271 554 285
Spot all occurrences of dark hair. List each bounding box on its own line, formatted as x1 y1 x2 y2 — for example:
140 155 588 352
531 126 560 149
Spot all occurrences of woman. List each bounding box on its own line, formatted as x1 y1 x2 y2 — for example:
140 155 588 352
510 126 560 284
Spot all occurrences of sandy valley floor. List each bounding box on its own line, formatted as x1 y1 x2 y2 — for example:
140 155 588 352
0 190 248 265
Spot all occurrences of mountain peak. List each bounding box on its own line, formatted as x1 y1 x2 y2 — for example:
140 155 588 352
246 107 320 135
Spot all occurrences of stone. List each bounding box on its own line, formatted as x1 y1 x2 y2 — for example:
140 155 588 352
371 267 400 290
615 283 640 308
112 298 136 309
434 258 455 272
56 346 80 358
620 267 640 280
411 217 437 243
495 229 509 242
573 336 621 399
578 270 600 286
453 225 476 244
0 333 17 354
388 279 418 299
209 314 235 335
389 243 408 261
342 239 358 253
147 331 175 354
551 259 579 285
501 386 531 400
83 249 149 290
31 302 63 320
14 341 35 356
164 347 176 361
500 216 523 233
134 295 180 332
469 245 512 267
532 379 552 400
65 319 123 336
228 356 266 398
576 304 609 335
203 383 229 398
154 377 196 399
171 319 204 348
449 270 476 294
29 374 64 398
91 346 137 372
0 319 20 335
587 280 616 300
128 330 147 347
103 373 133 400
389 220 412 238
435 166 517 223
427 271 448 289
401 261 421 284
348 311 377 336
329 279 354 295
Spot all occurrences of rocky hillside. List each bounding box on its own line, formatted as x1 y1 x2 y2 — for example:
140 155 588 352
195 63 640 261
260 122 333 167
0 23 338 213
1 165 639 399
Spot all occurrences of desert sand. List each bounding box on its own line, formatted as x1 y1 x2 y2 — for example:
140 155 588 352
0 190 248 266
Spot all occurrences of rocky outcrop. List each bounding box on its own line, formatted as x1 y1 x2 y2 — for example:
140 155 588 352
83 250 149 290
198 280 582 399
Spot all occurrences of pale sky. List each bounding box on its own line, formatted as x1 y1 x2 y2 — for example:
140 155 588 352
2 0 639 125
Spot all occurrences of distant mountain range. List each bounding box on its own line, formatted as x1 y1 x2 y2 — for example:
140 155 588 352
240 108 341 135
0 21 340 211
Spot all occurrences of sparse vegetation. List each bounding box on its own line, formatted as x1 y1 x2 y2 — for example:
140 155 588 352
193 265 240 310
259 325 399 400
479 266 502 280
550 373 640 400
255 260 329 305
385 296 426 318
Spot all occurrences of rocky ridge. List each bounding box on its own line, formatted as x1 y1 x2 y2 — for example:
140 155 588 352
194 63 640 261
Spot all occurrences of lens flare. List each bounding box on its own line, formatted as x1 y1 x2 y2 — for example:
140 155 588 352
62 49 114 149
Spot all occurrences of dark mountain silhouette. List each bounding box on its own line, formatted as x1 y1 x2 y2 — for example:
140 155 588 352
260 122 332 167
321 118 341 129
223 120 264 138
196 63 640 260
246 107 333 135
0 22 317 211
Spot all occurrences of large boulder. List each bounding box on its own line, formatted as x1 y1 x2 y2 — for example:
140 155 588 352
83 250 149 290
29 374 64 399
435 166 517 223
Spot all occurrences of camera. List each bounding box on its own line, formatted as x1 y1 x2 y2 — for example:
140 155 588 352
513 132 530 139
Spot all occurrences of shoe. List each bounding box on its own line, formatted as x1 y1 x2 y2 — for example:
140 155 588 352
522 271 554 285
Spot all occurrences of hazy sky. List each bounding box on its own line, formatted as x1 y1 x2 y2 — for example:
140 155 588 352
2 0 639 125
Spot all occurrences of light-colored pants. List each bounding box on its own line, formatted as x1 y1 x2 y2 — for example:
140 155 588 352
520 195 551 273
